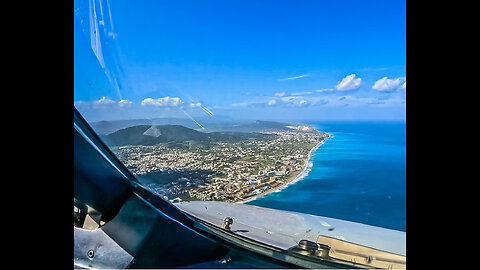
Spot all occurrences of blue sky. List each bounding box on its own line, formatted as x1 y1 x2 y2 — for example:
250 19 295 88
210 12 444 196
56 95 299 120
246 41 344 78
74 0 406 122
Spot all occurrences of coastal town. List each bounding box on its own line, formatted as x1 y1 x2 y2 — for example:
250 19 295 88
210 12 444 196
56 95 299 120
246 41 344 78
110 128 329 203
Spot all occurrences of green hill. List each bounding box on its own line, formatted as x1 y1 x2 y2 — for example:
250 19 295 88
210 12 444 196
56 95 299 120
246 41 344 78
100 125 275 146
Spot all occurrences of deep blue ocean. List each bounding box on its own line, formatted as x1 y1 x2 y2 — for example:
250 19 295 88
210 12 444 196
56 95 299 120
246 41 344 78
246 121 406 232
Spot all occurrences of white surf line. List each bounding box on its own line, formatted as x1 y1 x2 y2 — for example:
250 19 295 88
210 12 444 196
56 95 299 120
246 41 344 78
239 131 332 204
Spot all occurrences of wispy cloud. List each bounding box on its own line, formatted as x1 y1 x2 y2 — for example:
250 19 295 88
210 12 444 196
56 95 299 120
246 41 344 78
291 91 313 96
279 74 311 81
262 91 405 108
267 96 311 107
315 88 335 93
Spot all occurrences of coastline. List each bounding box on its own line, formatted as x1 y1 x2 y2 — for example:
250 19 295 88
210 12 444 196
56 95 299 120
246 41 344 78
238 132 331 204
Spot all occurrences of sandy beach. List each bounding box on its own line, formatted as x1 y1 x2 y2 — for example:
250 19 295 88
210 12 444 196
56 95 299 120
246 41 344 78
238 133 331 203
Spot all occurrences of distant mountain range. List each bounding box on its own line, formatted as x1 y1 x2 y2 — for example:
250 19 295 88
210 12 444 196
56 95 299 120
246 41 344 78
224 120 294 133
91 118 309 135
100 124 278 146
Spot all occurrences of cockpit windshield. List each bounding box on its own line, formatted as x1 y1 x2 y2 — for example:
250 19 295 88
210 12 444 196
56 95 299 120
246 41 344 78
74 0 406 268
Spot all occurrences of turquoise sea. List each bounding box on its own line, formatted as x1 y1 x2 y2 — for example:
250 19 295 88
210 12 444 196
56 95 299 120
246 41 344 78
246 121 406 232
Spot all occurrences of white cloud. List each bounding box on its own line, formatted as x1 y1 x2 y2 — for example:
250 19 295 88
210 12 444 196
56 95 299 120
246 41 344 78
95 96 115 105
297 99 309 107
267 99 277 106
118 99 132 107
335 74 362 91
372 77 402 91
274 92 286 97
189 102 202 108
279 74 311 81
141 96 184 107
140 98 155 106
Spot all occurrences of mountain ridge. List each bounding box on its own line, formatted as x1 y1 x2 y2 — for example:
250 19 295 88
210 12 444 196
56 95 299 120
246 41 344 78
100 124 277 146
91 118 305 135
